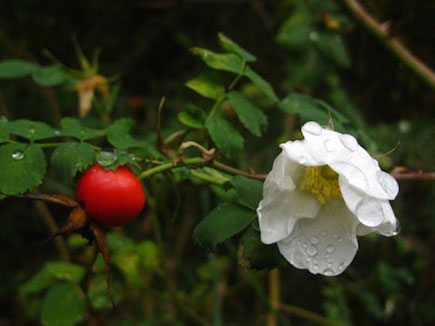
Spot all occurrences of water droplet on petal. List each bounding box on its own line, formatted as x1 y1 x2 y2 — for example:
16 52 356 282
310 236 319 245
97 151 117 167
12 150 24 160
320 231 327 237
372 158 379 167
338 262 346 271
324 139 337 152
376 171 399 199
307 246 317 257
393 220 401 236
340 134 358 151
356 198 383 226
313 263 319 271
303 242 308 248
302 121 322 136
323 268 335 276
299 156 307 165
326 244 335 253
328 261 333 267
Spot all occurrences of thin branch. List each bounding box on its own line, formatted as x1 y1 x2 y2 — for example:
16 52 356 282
391 171 435 181
342 0 435 89
267 269 280 326
279 303 345 326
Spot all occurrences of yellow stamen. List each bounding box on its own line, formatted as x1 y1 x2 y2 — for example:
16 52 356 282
299 166 342 204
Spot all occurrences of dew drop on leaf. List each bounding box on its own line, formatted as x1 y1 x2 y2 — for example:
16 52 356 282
0 115 8 122
29 126 35 134
97 151 117 167
12 150 24 160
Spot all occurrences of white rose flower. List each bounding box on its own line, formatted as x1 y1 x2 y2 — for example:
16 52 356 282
257 121 399 276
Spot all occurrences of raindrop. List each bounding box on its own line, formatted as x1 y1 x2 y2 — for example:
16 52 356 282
306 246 317 257
376 171 399 198
302 121 322 136
28 127 35 134
340 134 358 151
309 32 319 41
299 156 307 165
310 236 319 245
328 261 333 268
323 268 335 276
313 263 319 271
0 115 7 122
393 220 401 236
12 150 24 160
372 158 379 167
338 262 346 271
320 231 327 237
303 242 308 248
356 198 383 226
80 129 86 135
54 130 60 135
324 139 337 152
97 151 117 167
326 244 335 253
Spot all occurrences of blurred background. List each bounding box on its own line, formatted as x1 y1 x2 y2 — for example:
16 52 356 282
0 0 434 325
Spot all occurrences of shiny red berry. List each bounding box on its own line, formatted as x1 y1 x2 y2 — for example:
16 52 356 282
76 164 145 227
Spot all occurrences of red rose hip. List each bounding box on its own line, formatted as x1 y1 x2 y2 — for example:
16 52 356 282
76 164 145 227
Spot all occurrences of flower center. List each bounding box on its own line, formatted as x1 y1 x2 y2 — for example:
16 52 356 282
299 166 342 204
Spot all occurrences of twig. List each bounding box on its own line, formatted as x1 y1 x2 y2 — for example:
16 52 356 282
279 303 345 326
342 0 435 89
33 201 71 262
391 171 435 181
266 269 280 326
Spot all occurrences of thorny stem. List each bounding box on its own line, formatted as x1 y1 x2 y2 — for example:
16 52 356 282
342 0 435 89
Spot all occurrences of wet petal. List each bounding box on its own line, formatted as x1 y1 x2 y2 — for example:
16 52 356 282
277 199 359 276
258 188 321 244
339 176 396 227
299 122 398 200
280 141 323 166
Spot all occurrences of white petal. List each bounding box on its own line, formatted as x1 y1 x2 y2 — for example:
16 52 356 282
339 176 394 227
277 199 359 276
265 152 299 192
356 201 398 236
298 122 399 200
258 189 321 244
280 141 323 166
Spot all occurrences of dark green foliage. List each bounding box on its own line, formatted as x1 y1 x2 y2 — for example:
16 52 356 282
193 202 256 250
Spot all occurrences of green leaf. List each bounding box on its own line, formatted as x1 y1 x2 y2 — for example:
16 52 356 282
45 262 86 283
59 117 106 140
231 175 263 211
193 202 256 250
40 283 86 326
178 104 206 129
240 226 287 270
218 32 257 62
185 71 225 100
205 117 244 158
107 118 144 149
0 120 9 143
19 262 85 297
279 92 329 122
50 142 96 185
95 149 141 171
244 66 278 102
228 91 267 137
32 65 66 87
315 33 350 68
0 60 38 78
0 143 46 195
276 11 312 50
10 119 56 141
191 48 244 74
